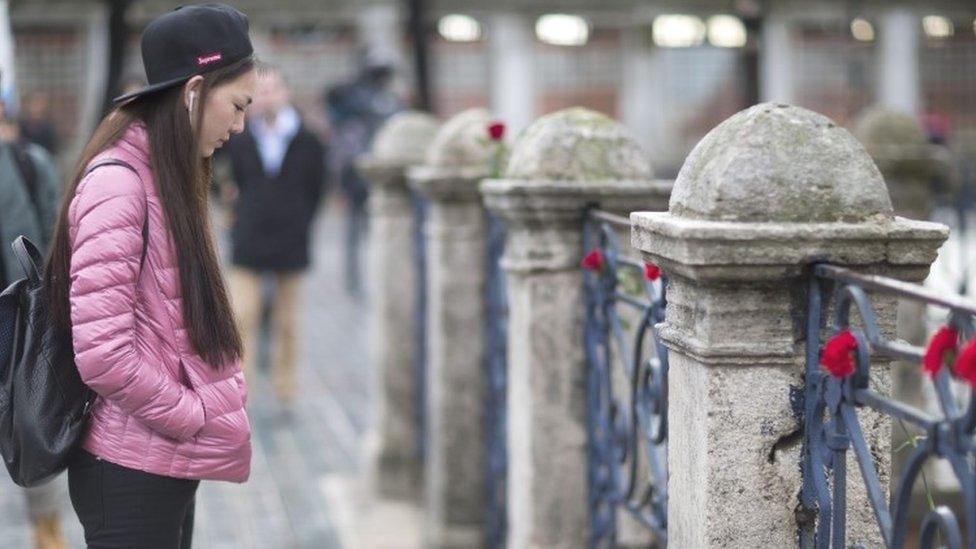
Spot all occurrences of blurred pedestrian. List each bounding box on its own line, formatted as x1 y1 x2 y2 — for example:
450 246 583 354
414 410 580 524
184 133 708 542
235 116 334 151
18 93 59 156
224 64 326 409
324 50 400 297
41 4 255 547
0 97 68 549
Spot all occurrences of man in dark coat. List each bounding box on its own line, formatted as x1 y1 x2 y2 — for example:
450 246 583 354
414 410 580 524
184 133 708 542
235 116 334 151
223 65 326 406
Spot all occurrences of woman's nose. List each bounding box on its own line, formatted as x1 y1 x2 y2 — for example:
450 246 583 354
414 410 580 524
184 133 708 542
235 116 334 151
230 115 246 134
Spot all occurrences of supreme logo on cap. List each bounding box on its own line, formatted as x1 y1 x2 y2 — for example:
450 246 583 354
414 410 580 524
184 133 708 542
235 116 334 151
197 52 223 66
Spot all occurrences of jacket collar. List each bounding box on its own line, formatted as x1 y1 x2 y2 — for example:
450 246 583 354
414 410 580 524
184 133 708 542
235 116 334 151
115 120 150 163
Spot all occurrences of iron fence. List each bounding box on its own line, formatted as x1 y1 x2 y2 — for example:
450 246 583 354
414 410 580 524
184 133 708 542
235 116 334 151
583 209 668 547
801 264 976 548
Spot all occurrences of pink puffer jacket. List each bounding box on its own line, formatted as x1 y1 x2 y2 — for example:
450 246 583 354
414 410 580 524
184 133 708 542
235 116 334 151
68 121 250 482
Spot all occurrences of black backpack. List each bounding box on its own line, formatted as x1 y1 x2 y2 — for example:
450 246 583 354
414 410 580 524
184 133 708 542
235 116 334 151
0 159 144 486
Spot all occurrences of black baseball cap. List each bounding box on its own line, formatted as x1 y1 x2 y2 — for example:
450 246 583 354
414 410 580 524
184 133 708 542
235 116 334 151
113 3 254 104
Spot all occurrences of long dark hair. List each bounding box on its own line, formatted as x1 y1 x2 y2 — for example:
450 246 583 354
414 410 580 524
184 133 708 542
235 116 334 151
45 58 254 367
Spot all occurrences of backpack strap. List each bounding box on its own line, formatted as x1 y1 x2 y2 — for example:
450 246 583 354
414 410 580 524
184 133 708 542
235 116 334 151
10 236 43 286
82 159 149 270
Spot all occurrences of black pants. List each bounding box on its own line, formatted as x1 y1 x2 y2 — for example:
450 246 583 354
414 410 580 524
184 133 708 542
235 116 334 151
68 449 199 549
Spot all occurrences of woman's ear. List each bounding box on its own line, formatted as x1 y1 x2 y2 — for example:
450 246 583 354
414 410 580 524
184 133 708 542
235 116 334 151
183 75 205 112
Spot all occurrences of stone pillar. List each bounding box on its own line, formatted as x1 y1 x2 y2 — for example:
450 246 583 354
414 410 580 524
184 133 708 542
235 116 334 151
852 106 940 348
489 12 536 135
481 107 672 548
878 8 920 116
407 108 495 547
853 106 958 493
853 106 940 223
760 13 794 104
358 111 440 500
618 25 664 158
631 103 947 547
356 1 401 64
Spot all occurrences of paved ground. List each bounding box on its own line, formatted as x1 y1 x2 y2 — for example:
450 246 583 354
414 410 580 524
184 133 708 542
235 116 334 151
0 205 400 549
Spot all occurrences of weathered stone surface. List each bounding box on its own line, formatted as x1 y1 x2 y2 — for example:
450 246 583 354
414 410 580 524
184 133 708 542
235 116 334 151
361 112 441 501
852 106 939 220
426 108 495 169
632 103 948 548
505 107 652 182
409 108 497 547
481 107 669 548
853 106 928 150
852 107 960 503
669 103 893 223
368 110 442 168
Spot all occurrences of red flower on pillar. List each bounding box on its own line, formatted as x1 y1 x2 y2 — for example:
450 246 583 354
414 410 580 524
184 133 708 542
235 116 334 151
581 249 604 272
488 121 506 141
953 338 976 387
644 262 661 281
922 325 958 377
821 330 857 378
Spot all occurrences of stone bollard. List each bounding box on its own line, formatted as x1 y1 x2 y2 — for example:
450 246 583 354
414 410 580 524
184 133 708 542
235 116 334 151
853 106 941 223
481 107 672 548
358 111 440 500
406 107 496 547
631 103 947 547
853 109 957 497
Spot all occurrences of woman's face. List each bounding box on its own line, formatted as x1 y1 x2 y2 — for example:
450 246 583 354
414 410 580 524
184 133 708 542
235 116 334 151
185 68 257 158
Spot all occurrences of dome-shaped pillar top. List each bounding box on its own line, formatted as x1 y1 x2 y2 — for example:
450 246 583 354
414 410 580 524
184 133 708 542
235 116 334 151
408 108 500 201
669 103 893 224
482 107 673 221
633 102 947 283
357 110 440 187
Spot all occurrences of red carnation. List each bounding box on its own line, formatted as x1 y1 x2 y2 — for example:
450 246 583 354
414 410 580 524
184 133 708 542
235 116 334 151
581 249 603 271
644 262 661 281
488 121 506 141
952 338 976 387
922 325 957 377
821 330 857 378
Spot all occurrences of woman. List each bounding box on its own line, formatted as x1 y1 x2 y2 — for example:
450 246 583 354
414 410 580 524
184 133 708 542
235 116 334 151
42 4 256 547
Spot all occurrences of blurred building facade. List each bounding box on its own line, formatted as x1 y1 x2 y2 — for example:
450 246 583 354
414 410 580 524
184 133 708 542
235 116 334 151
5 0 976 174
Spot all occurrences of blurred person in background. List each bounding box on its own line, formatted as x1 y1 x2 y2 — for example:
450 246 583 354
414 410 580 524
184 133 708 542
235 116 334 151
0 93 68 549
18 93 59 156
323 50 400 297
224 64 327 411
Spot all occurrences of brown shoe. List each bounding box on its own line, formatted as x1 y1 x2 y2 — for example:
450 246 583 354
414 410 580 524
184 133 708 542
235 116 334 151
33 513 67 549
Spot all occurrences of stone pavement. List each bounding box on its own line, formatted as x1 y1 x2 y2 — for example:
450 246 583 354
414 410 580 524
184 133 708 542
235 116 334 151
0 205 422 548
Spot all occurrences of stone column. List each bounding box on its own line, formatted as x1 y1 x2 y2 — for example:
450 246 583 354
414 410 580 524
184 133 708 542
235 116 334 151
852 106 939 359
853 106 956 492
618 25 664 158
356 1 401 65
481 107 672 548
631 103 947 547
358 111 440 500
489 12 536 135
853 106 940 223
760 13 794 104
407 108 495 547
878 8 920 116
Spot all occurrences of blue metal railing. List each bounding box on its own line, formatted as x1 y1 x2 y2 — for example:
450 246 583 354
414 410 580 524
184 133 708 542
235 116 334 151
583 209 668 547
485 212 509 548
801 264 976 548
